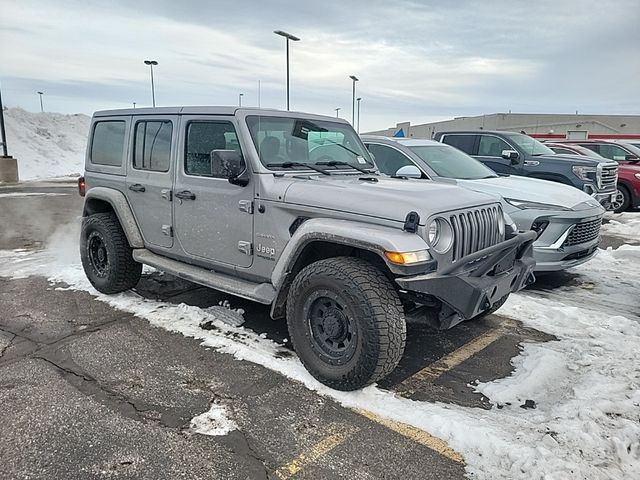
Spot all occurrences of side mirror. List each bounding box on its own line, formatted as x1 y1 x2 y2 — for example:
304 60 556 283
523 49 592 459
210 149 248 186
502 150 519 164
625 154 639 162
395 165 422 178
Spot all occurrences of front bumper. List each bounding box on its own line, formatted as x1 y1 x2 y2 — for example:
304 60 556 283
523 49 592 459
592 190 617 209
396 230 536 328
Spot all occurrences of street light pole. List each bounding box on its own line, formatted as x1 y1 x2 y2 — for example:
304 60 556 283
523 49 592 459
335 107 341 118
144 60 158 107
37 91 44 112
238 93 244 107
0 85 8 156
274 30 300 111
356 97 362 133
349 75 358 126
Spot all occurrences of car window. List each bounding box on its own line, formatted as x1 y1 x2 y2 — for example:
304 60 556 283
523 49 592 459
409 144 497 180
185 121 243 177
246 116 373 169
440 134 475 154
133 121 172 172
91 121 126 166
550 147 576 155
503 133 554 156
478 135 512 157
365 144 414 176
597 144 630 161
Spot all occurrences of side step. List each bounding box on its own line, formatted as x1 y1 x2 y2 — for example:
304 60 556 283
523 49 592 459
132 249 276 305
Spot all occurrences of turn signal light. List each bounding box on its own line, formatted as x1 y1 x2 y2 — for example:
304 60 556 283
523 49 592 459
384 250 430 265
78 176 86 197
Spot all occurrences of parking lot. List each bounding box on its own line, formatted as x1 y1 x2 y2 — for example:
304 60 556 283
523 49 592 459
1 180 639 479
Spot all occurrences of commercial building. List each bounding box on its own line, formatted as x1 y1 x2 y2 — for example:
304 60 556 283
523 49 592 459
366 113 640 141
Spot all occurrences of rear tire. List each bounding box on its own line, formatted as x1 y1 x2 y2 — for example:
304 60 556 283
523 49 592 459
286 257 406 391
80 212 142 294
612 185 631 213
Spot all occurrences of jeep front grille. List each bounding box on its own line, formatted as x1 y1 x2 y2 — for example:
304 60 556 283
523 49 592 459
449 205 504 262
562 218 602 247
597 164 618 191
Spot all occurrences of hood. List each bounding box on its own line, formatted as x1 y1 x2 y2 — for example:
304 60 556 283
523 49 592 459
529 153 610 166
282 175 500 225
453 176 594 210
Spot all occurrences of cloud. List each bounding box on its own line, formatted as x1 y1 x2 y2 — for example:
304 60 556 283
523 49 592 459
1 0 638 131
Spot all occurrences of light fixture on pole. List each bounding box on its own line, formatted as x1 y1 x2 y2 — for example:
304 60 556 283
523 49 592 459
143 60 158 107
335 107 341 118
37 91 44 112
349 75 359 126
133 102 136 109
238 93 244 107
356 97 362 133
274 30 300 111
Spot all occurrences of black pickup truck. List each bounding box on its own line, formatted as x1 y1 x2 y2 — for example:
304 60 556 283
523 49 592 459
434 130 618 208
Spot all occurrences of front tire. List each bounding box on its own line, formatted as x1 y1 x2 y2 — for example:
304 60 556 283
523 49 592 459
80 212 142 294
612 185 631 213
286 257 406 391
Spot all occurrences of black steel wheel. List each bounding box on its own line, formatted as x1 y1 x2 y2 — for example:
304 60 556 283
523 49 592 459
80 212 142 294
286 256 406 391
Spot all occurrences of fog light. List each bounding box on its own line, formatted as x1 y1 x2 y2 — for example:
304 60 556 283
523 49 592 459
384 250 430 265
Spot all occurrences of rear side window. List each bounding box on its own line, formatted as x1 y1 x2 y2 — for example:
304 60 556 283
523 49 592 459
185 121 242 177
91 121 126 166
441 134 476 154
133 121 172 172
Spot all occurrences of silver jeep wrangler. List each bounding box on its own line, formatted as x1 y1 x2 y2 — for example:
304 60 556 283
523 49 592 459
79 107 536 391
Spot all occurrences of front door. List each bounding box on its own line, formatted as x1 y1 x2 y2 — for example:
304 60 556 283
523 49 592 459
173 116 254 268
475 134 520 175
125 116 175 249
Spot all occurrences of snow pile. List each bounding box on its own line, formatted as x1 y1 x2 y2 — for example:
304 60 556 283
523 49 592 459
0 226 639 479
3 107 90 180
602 213 640 241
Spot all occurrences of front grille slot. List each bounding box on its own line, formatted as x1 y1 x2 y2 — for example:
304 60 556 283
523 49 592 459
563 218 602 247
450 205 503 262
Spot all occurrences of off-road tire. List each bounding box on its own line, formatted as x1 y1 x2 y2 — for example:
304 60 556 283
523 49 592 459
474 293 509 320
80 212 142 294
286 256 406 391
613 185 631 213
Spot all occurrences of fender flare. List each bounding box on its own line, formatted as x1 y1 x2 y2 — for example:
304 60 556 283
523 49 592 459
270 218 429 289
83 187 144 248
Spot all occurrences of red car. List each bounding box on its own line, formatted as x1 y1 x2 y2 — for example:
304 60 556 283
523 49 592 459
546 141 640 212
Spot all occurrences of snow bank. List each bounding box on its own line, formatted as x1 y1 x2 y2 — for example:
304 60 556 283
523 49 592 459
3 107 90 181
602 213 640 241
0 225 639 479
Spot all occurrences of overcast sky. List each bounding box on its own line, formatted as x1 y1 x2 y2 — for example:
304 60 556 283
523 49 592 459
1 0 639 131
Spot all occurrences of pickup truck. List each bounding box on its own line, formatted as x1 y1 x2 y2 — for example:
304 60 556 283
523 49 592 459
433 130 618 209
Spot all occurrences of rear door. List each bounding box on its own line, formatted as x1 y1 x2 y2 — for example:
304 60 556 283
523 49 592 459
125 116 176 249
173 116 254 268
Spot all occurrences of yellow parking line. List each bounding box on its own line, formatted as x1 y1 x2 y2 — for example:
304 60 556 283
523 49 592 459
274 425 360 480
396 327 504 394
356 409 464 464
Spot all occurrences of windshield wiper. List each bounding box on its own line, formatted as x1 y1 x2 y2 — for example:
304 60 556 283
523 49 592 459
267 161 331 175
315 160 375 175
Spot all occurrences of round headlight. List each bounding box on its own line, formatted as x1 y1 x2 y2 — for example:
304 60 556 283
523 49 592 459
428 217 454 254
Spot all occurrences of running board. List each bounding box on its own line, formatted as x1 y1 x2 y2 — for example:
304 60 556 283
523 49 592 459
132 249 275 305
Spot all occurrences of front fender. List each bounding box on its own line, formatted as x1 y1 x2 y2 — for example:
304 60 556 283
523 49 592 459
270 218 429 288
83 187 144 248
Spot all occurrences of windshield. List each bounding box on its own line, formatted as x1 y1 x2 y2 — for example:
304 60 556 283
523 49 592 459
409 144 498 180
503 133 555 156
246 116 374 169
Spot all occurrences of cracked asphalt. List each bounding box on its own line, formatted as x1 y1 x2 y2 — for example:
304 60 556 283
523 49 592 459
1 181 626 479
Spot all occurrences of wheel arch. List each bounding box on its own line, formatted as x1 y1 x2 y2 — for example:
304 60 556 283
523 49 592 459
83 187 144 248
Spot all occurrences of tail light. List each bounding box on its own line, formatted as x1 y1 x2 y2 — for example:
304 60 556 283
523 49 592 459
78 176 86 197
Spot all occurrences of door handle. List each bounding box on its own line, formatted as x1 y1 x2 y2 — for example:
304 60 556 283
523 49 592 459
128 184 146 192
175 190 196 200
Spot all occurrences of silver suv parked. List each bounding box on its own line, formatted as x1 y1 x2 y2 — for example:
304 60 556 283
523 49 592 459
362 136 605 271
79 107 536 391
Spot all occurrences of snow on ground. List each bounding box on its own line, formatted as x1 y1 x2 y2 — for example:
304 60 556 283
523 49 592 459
3 108 90 181
190 403 238 436
0 192 70 198
0 222 639 479
602 213 640 242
